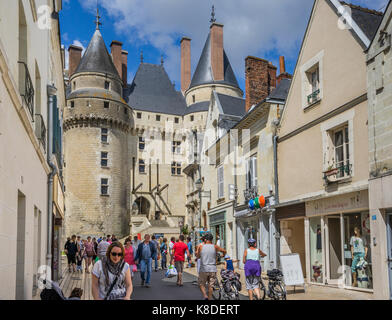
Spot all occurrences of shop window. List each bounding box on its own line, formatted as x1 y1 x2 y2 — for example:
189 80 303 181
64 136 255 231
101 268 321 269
101 178 108 195
343 212 372 289
217 166 224 199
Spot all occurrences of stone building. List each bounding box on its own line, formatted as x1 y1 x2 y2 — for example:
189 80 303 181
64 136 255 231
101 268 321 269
0 0 66 299
64 12 243 240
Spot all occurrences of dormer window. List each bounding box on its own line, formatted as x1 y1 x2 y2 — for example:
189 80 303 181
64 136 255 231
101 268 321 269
104 81 110 90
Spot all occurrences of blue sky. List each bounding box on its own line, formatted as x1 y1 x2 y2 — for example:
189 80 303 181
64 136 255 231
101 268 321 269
60 0 389 94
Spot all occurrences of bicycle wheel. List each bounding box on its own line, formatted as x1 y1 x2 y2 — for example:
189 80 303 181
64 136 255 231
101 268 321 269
212 280 221 300
271 282 287 300
258 279 266 300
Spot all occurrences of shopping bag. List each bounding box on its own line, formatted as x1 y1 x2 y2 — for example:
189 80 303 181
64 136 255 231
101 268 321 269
165 264 178 278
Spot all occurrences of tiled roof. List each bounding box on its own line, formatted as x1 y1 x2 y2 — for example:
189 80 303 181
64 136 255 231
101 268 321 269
74 30 120 78
125 63 187 116
216 93 246 117
183 101 210 115
267 78 292 101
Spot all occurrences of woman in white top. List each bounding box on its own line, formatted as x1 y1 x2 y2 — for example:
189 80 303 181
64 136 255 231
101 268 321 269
242 238 267 300
92 241 133 300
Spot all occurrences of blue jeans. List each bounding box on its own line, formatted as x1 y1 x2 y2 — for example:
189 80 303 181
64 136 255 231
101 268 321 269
161 253 167 269
153 255 158 270
140 258 152 284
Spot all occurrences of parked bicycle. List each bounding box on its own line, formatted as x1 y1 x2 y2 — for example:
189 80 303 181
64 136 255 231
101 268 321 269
212 270 241 300
257 269 287 300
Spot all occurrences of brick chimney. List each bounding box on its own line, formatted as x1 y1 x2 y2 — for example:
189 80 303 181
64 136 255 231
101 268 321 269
245 56 277 113
181 37 191 94
110 40 123 80
210 23 224 81
121 50 128 86
68 45 83 78
277 56 292 84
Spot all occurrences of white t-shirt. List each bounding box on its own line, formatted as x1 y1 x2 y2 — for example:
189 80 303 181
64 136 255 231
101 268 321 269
92 260 129 300
350 236 367 254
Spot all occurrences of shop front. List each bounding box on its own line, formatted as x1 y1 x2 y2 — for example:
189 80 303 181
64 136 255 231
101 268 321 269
276 202 306 276
305 190 372 291
209 211 226 249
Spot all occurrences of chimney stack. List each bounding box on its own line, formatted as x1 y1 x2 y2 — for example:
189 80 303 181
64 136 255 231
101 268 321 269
181 37 191 94
68 45 83 78
277 56 292 84
245 56 277 113
110 40 123 81
210 23 224 81
121 50 128 86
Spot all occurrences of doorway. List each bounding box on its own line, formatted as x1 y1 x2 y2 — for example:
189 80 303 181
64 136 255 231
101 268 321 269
387 211 392 300
326 215 342 284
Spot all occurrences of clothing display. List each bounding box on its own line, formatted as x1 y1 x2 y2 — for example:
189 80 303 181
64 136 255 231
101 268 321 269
316 227 322 250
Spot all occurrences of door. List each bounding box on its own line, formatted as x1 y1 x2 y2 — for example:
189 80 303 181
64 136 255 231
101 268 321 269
326 216 343 284
387 212 392 300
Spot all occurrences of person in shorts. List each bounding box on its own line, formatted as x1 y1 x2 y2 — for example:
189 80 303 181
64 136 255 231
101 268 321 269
197 233 226 300
172 235 190 286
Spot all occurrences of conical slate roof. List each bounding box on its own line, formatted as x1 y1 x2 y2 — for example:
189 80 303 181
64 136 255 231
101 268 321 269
74 30 120 78
189 32 240 90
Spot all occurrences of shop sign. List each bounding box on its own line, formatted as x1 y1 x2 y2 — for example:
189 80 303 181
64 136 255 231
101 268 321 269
306 190 368 216
209 212 225 225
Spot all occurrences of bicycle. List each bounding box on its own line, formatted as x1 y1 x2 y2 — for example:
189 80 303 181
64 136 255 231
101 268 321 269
258 269 287 300
212 277 240 300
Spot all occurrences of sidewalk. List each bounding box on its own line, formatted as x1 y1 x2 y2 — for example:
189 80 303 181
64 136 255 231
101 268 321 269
183 264 374 300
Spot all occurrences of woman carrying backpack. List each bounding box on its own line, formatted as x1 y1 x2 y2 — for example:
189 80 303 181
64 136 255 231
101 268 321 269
243 238 267 300
92 241 133 300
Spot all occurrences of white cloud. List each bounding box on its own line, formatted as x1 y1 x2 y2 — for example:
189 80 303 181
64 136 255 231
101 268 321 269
78 0 388 86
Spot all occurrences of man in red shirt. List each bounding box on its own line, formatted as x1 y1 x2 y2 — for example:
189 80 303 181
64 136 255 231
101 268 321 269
172 235 191 286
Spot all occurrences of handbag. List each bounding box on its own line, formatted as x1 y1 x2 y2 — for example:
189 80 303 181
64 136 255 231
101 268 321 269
104 263 125 300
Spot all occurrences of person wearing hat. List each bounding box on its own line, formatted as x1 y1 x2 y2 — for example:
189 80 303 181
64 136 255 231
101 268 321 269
243 238 267 300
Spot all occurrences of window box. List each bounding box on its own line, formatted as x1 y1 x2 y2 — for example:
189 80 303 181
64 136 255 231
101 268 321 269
323 163 352 184
307 89 320 105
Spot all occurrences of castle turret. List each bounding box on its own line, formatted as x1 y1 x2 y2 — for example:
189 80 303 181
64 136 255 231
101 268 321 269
63 18 132 238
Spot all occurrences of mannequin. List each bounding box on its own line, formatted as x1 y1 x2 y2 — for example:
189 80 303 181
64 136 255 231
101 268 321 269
350 227 368 287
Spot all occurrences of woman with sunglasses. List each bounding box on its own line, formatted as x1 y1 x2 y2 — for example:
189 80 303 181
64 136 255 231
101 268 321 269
92 241 133 300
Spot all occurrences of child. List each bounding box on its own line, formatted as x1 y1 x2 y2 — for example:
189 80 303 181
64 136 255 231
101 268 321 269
76 251 83 273
223 255 239 272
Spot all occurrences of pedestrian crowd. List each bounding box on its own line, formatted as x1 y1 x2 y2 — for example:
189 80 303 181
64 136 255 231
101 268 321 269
63 231 266 300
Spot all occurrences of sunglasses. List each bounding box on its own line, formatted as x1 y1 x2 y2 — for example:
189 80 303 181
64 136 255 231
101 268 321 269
110 252 123 257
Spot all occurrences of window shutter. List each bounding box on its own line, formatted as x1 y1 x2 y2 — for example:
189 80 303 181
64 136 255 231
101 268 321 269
252 157 258 188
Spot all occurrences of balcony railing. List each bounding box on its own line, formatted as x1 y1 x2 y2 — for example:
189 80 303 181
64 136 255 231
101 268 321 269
18 61 34 120
323 163 352 183
35 114 46 152
244 186 258 203
307 89 320 105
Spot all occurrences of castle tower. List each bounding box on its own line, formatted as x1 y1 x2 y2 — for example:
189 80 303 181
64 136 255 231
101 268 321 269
63 20 132 238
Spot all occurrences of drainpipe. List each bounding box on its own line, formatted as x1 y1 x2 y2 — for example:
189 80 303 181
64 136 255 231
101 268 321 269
273 125 280 268
46 85 57 278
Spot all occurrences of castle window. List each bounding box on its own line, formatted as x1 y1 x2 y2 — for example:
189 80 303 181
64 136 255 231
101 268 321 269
139 159 145 173
190 115 194 122
87 100 91 107
101 152 108 167
192 95 195 103
171 162 181 175
101 178 109 195
175 117 179 124
124 107 128 114
139 136 145 150
172 141 181 154
70 101 74 108
104 81 110 90
104 101 109 109
137 112 142 119
156 115 161 121
101 128 108 143
73 81 76 90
